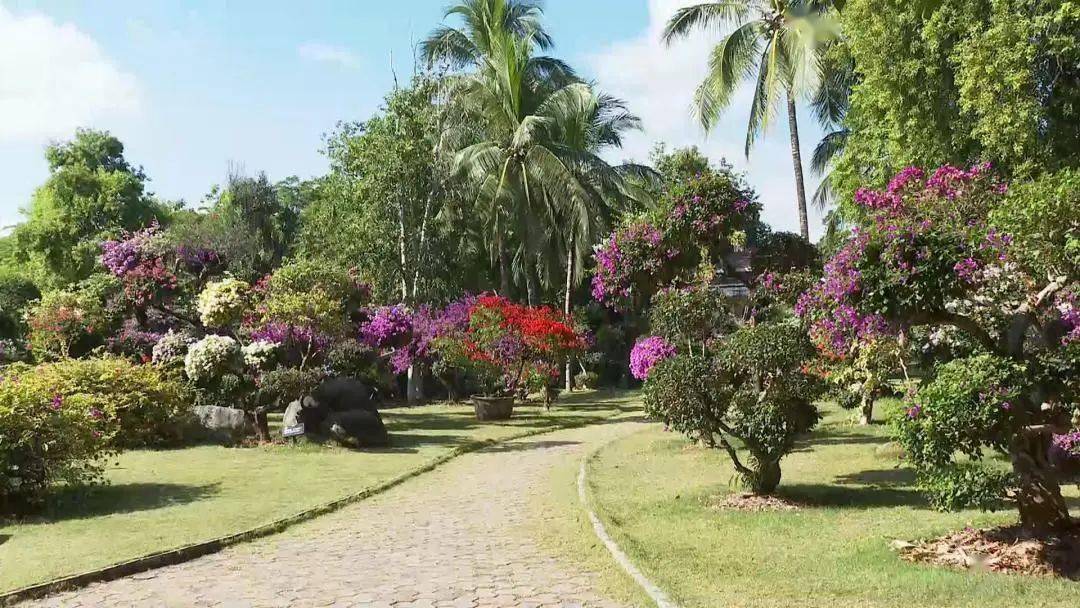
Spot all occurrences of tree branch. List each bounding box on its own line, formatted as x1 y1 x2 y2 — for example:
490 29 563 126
910 311 997 353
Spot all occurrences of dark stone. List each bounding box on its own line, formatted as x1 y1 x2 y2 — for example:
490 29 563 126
311 377 380 413
322 408 390 448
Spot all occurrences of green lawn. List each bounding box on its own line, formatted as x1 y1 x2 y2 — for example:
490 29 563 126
0 391 638 593
586 402 1080 608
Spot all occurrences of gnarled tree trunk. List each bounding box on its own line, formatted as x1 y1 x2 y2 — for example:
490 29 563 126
251 408 271 444
1010 431 1073 535
748 456 782 495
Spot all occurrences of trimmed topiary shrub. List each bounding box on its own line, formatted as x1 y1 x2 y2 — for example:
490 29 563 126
643 320 822 494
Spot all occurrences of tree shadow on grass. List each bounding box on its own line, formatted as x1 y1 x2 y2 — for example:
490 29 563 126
0 534 9 546
35 482 221 523
779 480 928 509
835 467 917 486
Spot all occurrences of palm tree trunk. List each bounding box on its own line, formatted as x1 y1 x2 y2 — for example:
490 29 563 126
525 265 537 306
563 242 574 392
786 94 810 240
499 244 511 298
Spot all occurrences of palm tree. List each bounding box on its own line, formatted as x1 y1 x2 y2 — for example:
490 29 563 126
808 39 854 209
421 0 552 68
429 0 648 302
444 30 591 296
662 1 832 240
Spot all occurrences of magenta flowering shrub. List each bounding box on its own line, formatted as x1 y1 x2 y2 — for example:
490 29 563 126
591 172 759 311
796 163 1011 358
629 336 676 380
591 221 677 309
805 163 1079 533
664 171 758 252
1049 431 1080 471
360 305 414 349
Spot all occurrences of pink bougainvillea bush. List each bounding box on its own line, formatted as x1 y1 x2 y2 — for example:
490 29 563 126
591 171 759 310
629 335 676 380
798 163 1079 534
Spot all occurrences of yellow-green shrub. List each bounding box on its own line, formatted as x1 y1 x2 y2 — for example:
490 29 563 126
1 366 115 514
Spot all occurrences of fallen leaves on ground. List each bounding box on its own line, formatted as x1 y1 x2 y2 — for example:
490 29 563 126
892 523 1080 579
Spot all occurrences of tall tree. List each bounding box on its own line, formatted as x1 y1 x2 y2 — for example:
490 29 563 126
832 0 1080 205
12 129 168 288
298 79 472 304
662 1 832 240
427 0 583 298
421 0 554 70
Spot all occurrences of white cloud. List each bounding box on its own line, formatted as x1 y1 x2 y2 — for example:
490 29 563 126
587 0 828 239
0 6 141 142
298 42 363 71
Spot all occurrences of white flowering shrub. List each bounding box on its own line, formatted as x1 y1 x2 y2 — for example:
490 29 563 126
184 334 241 383
152 330 193 366
196 278 250 328
242 340 278 370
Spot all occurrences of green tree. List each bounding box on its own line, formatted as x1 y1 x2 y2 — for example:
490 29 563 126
169 170 303 282
833 0 1080 204
298 79 476 304
12 129 167 288
429 0 644 306
662 1 833 239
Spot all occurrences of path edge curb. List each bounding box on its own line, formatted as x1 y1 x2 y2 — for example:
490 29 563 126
577 433 680 608
1 404 628 606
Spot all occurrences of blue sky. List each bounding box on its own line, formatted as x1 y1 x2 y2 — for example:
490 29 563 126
0 0 826 237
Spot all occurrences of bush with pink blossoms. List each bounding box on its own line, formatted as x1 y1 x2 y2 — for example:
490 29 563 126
803 163 1078 534
591 221 677 309
629 336 676 380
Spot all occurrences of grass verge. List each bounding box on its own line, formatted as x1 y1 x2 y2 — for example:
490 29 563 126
0 390 636 594
586 402 1080 608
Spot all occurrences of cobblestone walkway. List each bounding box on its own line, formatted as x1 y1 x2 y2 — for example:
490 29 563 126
24 419 643 608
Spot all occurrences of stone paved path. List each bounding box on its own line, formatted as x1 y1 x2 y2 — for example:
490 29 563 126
23 419 644 608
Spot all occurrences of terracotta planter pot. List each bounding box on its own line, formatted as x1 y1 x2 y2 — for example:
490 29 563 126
472 395 515 421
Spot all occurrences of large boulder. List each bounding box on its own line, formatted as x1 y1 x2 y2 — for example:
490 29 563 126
311 377 380 413
192 405 250 443
322 409 390 448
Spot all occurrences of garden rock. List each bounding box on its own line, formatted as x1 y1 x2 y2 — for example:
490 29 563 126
192 405 250 442
311 377 380 413
322 408 390 448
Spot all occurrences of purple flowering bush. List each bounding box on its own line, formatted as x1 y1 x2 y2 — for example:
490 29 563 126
591 171 759 311
1049 431 1080 475
360 305 414 350
804 163 1078 533
663 171 758 254
591 221 677 309
629 335 676 380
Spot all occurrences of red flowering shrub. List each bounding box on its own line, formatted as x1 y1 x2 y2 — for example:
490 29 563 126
435 295 586 396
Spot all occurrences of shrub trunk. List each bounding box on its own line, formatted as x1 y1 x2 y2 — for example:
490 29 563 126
251 409 271 444
747 457 782 495
859 399 874 425
1010 436 1072 535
